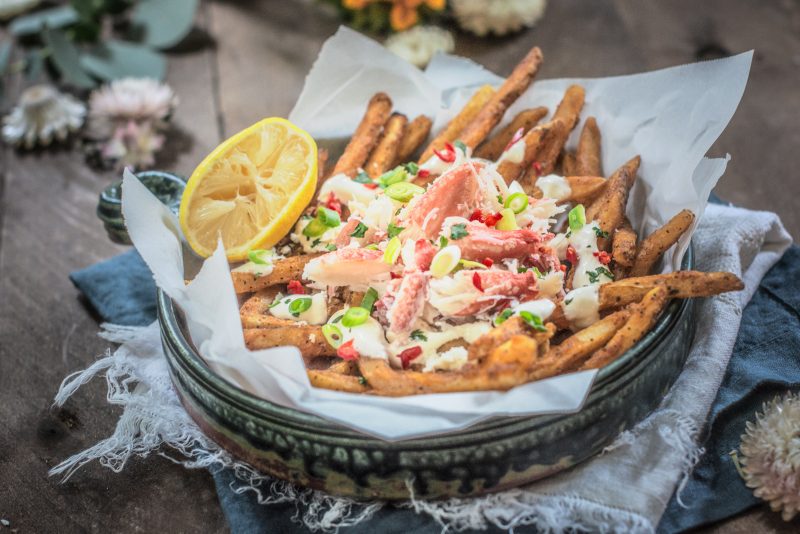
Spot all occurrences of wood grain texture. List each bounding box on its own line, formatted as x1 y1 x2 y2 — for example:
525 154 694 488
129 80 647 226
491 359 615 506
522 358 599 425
1 0 799 532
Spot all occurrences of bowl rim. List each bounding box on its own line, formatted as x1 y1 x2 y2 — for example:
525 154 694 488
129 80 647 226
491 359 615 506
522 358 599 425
158 246 693 442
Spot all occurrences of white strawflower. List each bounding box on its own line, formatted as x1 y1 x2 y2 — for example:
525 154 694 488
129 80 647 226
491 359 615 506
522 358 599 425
0 0 40 20
739 392 800 521
2 84 85 149
451 0 547 37
385 26 455 68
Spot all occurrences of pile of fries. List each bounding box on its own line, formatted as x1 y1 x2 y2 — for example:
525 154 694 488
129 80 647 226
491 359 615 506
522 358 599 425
230 45 743 396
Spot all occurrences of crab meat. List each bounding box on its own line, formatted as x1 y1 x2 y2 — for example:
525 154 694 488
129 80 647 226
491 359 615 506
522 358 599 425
429 269 538 317
401 162 489 240
412 238 437 272
448 221 551 263
303 248 392 288
385 272 429 336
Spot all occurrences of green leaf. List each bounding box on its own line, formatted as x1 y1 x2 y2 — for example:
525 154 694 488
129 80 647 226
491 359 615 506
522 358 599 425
42 28 95 89
9 6 79 36
80 40 166 81
131 0 199 49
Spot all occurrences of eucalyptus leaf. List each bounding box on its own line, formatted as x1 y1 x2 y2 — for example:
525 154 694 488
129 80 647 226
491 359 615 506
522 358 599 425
25 49 44 82
131 0 199 49
0 41 11 77
42 28 95 89
80 40 166 81
9 6 79 36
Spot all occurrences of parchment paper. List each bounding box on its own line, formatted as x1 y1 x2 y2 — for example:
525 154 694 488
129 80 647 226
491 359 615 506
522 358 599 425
121 27 751 441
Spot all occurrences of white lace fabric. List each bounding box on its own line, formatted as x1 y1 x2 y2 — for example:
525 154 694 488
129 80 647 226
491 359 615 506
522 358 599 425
51 204 792 533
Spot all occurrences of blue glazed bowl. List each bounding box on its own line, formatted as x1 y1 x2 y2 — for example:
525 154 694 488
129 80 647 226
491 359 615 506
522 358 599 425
158 248 696 500
97 170 186 244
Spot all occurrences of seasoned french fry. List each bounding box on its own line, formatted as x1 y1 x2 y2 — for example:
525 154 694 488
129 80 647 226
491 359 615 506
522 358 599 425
394 115 432 165
585 156 640 250
532 175 606 205
575 117 602 176
243 326 333 357
599 270 744 309
581 287 669 370
561 151 577 175
231 254 322 294
531 309 630 377
419 85 495 162
331 92 393 178
612 219 638 270
365 112 407 178
457 46 544 149
327 359 359 375
317 148 329 181
308 369 369 393
496 119 563 185
473 107 548 160
467 317 554 362
534 85 585 176
629 209 695 277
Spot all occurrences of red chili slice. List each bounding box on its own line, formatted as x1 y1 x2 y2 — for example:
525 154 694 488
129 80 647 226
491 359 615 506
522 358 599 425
364 182 379 189
532 161 542 175
398 346 423 369
472 272 484 292
560 264 567 272
504 127 525 152
287 280 305 295
482 257 494 268
566 245 578 265
433 142 456 163
324 192 342 215
337 339 359 361
483 212 503 227
417 169 430 179
390 272 402 280
469 209 484 222
593 250 611 265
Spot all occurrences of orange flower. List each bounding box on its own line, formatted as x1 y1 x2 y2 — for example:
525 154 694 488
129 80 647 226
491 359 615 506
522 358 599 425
343 0 374 9
389 0 443 31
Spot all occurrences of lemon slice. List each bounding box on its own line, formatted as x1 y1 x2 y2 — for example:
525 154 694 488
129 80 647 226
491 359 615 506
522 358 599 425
179 117 317 260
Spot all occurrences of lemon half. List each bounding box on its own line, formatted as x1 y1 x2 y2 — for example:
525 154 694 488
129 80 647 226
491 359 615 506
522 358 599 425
179 118 317 261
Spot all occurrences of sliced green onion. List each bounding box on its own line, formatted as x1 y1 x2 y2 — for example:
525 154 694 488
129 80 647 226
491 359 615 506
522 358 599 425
288 297 312 317
504 192 529 214
322 324 344 348
302 218 327 238
459 259 487 270
438 235 448 248
382 236 402 264
247 249 271 265
268 294 283 309
360 287 379 313
385 181 425 202
453 140 467 152
495 208 519 231
342 307 369 328
365 244 379 250
378 166 408 188
494 308 514 326
403 162 419 175
568 204 586 232
350 222 368 238
430 245 461 278
317 206 341 227
519 310 547 332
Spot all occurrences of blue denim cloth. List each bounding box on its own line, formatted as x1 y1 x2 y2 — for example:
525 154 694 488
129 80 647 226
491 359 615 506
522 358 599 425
72 241 800 534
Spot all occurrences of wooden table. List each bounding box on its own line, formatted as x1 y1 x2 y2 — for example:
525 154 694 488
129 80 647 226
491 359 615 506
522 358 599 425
1 1 798 532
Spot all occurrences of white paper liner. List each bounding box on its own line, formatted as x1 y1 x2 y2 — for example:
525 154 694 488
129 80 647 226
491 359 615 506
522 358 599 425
121 27 751 441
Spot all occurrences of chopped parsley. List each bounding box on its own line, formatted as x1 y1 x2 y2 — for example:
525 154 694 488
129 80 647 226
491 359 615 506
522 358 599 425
517 267 528 273
358 376 368 386
519 311 548 332
353 172 372 184
387 223 405 238
403 162 419 175
532 266 544 278
497 194 504 204
268 296 283 309
494 308 514 326
325 243 337 251
449 223 468 240
350 222 368 238
587 266 615 284
311 238 321 248
593 227 610 239
453 140 467 152
410 329 428 341
438 235 449 248
565 298 574 306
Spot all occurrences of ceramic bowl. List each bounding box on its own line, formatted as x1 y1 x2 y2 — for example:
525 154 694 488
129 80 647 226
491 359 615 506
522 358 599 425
158 248 695 500
97 171 186 244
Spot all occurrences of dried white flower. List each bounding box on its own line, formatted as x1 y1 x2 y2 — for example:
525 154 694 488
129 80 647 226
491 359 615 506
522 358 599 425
87 78 177 170
2 84 86 149
739 392 800 521
451 0 547 37
385 26 455 68
0 0 40 20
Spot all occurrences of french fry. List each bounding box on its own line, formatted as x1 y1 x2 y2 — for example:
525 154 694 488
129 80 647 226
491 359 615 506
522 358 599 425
575 117 602 176
231 254 322 294
365 112 408 178
394 115 432 165
317 148 329 182
467 317 555 362
585 156 640 250
418 85 495 162
243 326 333 357
532 175 606 205
308 369 369 393
599 270 744 309
581 287 669 370
561 151 577 175
496 119 563 185
531 309 630 377
473 107 548 160
457 46 544 149
612 219 638 270
629 209 695 277
331 92 393 178
534 85 585 176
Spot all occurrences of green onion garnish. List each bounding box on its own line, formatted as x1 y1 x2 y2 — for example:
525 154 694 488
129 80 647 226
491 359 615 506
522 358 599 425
504 192 529 214
247 249 271 265
302 218 328 238
288 297 312 317
317 206 341 227
321 324 343 348
360 287 379 313
341 307 369 328
382 236 402 264
568 204 586 232
519 310 547 332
